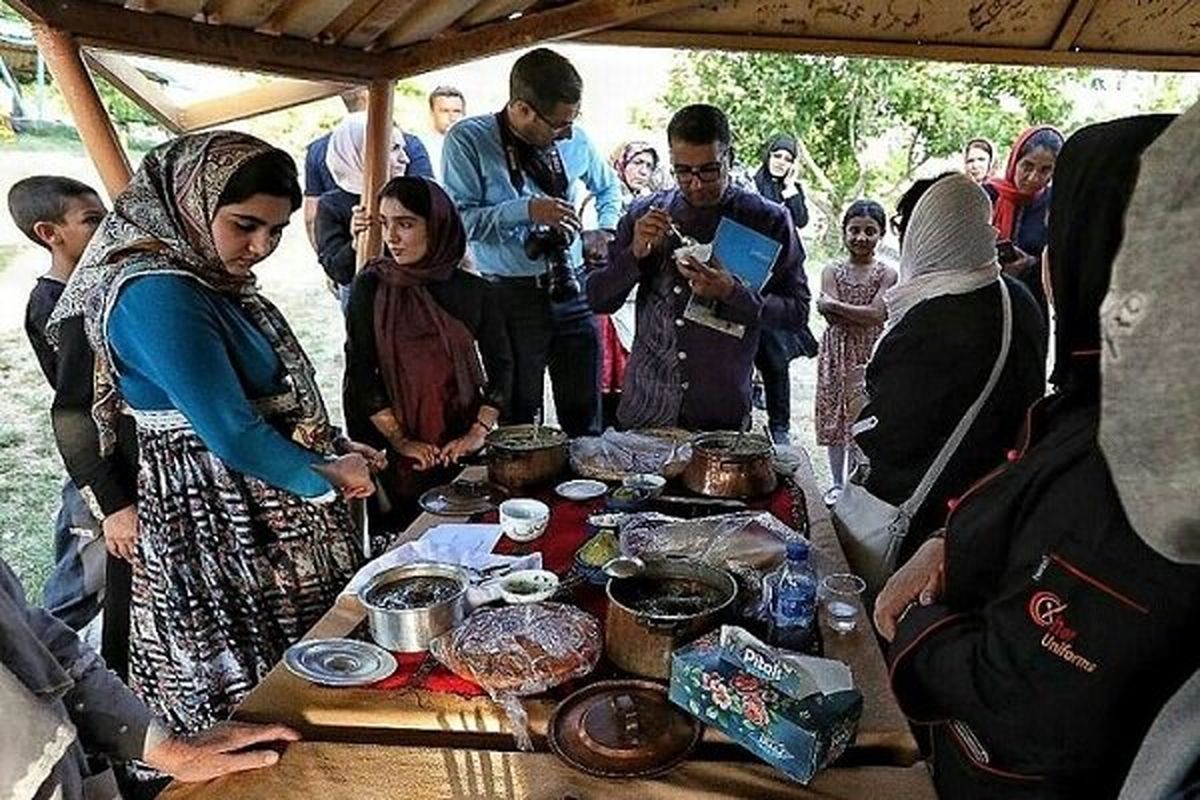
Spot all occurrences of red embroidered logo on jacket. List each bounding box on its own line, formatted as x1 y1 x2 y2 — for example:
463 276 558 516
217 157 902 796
1027 590 1098 674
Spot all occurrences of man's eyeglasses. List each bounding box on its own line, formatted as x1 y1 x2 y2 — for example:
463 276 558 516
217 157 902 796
671 162 725 184
524 101 577 135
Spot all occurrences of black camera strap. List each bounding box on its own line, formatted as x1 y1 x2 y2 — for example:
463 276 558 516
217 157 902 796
495 109 569 200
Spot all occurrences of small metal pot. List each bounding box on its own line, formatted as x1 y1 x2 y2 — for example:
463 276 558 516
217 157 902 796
486 424 569 492
358 562 470 653
605 557 738 679
682 431 777 498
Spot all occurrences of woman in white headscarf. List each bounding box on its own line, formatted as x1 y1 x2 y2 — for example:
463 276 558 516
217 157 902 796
315 113 413 310
850 172 1046 565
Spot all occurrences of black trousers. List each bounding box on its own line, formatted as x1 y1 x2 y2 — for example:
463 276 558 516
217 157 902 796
492 280 601 437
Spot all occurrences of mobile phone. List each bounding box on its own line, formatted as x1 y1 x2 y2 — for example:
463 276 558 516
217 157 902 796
996 239 1019 263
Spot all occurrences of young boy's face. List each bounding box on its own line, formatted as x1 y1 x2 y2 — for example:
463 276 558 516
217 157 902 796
50 193 106 267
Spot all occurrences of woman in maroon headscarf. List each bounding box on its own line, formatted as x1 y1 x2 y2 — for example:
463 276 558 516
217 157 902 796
984 125 1064 318
344 177 513 533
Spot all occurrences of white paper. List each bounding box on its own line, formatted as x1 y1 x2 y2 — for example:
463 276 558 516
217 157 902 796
342 523 541 596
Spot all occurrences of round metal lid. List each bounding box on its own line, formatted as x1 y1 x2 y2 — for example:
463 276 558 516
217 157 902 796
419 480 508 516
548 679 701 778
284 638 397 687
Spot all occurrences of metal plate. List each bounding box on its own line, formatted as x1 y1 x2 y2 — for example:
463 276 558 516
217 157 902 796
284 638 398 687
548 679 702 779
555 479 608 501
419 480 508 516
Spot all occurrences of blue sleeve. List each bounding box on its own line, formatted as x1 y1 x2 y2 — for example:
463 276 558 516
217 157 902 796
578 129 622 230
443 123 530 242
108 276 334 499
403 133 435 179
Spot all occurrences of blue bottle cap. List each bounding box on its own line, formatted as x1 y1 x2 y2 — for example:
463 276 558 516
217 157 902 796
786 540 809 562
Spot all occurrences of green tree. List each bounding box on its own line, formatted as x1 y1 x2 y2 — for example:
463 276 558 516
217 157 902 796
664 52 1088 246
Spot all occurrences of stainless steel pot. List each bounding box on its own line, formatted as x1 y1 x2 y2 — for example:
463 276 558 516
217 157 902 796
604 556 738 679
681 431 777 498
358 562 470 653
486 424 569 492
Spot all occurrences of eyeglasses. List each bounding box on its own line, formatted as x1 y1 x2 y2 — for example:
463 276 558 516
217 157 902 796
671 161 725 184
524 101 578 135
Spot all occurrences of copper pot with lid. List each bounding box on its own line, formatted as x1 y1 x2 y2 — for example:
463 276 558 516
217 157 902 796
681 431 778 498
486 424 568 492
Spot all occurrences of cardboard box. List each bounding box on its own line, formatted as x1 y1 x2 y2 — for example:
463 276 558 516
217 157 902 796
668 626 862 783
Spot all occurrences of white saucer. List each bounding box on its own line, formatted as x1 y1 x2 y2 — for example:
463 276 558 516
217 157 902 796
555 479 608 501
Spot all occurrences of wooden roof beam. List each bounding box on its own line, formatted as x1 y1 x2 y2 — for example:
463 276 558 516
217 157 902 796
83 49 186 134
1052 0 1100 51
340 0 422 50
9 0 383 82
583 28 1200 74
32 25 132 198
378 0 486 50
380 0 702 79
176 78 351 131
459 0 540 30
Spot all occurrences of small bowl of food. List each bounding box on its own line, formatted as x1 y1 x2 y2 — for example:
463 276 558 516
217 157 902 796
499 498 551 542
622 473 667 498
607 485 653 512
498 569 560 604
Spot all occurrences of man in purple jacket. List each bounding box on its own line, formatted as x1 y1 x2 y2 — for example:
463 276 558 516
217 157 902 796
587 104 811 431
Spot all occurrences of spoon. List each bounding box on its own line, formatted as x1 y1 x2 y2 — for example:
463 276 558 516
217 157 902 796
668 220 698 248
602 555 646 580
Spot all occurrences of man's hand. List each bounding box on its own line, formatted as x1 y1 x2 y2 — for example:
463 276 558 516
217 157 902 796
396 440 443 472
873 536 946 642
677 255 736 301
143 721 300 783
336 438 388 472
529 197 581 236
102 505 138 563
439 426 487 466
631 207 672 259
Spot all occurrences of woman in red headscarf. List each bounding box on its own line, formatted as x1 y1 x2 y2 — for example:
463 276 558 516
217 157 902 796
344 176 513 533
984 125 1064 318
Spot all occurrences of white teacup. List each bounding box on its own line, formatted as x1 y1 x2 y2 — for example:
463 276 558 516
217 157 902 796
673 241 712 265
498 498 550 543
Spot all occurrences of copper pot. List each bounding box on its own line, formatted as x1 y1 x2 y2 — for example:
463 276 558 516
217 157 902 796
681 431 777 498
486 424 568 492
605 556 738 679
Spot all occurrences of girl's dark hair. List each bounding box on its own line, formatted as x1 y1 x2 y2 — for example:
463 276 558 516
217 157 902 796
217 149 301 211
893 172 957 242
842 199 886 232
378 176 432 218
964 137 993 158
1018 128 1065 160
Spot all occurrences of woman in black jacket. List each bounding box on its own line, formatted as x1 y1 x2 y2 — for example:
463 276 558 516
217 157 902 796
875 115 1200 800
851 173 1046 566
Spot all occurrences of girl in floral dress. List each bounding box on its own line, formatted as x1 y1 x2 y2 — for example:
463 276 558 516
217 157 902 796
814 200 896 504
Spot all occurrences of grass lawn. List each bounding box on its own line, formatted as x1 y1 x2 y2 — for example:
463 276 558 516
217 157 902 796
0 142 830 602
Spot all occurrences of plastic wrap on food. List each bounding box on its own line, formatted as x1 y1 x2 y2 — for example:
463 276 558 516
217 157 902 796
619 511 821 609
430 603 602 749
569 429 693 481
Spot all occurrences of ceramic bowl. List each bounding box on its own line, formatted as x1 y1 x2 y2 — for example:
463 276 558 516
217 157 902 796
499 569 560 604
498 498 551 542
621 473 667 497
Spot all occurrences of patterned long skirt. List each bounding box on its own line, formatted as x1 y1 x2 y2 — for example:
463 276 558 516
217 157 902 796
127 424 362 735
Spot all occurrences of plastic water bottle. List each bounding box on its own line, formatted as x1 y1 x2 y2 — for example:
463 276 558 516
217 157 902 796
771 540 818 651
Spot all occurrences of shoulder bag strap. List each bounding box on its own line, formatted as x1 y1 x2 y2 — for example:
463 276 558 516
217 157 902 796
898 278 1013 518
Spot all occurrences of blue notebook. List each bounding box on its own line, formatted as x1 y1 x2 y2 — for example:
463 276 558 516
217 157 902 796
712 216 782 290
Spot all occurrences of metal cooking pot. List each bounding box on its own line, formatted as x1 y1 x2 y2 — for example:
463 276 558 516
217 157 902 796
682 431 777 498
358 562 470 653
605 556 738 679
486 424 569 492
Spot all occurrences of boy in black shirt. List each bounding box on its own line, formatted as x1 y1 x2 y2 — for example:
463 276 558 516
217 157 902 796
8 176 110 632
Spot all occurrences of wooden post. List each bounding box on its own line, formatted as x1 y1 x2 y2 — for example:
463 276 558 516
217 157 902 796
356 78 394 269
33 25 132 198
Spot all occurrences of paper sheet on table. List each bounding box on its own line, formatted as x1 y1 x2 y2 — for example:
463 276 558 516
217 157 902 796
343 524 542 596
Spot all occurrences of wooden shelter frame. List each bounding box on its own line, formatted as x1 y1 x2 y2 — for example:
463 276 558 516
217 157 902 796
9 0 1200 261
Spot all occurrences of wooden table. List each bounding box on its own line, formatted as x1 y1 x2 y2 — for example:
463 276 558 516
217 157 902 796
162 456 934 800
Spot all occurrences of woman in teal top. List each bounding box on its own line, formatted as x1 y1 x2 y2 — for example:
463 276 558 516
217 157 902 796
48 131 379 737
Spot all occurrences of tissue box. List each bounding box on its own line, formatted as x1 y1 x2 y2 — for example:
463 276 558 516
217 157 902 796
668 626 862 783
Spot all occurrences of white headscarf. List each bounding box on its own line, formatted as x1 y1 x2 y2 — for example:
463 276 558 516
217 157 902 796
1100 102 1200 566
325 112 407 195
884 173 1000 334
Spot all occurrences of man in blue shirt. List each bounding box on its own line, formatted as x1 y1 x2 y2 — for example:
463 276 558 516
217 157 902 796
303 89 434 250
443 48 620 437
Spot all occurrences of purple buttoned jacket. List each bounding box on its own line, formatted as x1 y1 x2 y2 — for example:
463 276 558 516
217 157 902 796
587 186 810 431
